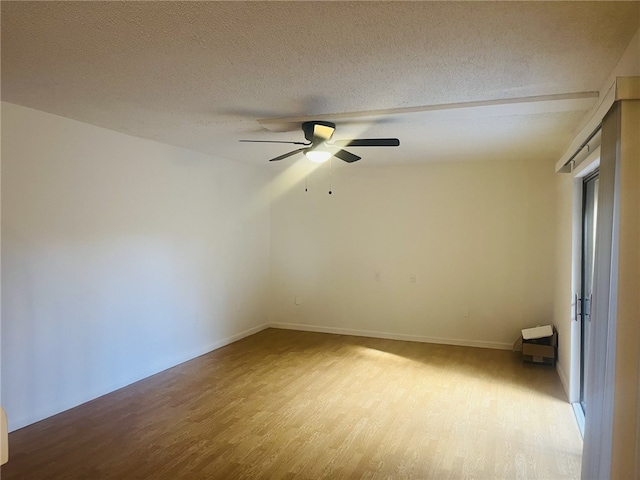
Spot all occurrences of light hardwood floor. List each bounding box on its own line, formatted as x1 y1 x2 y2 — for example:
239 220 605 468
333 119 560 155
2 328 582 479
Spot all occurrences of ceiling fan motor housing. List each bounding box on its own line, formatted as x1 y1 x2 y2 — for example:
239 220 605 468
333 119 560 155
302 121 335 143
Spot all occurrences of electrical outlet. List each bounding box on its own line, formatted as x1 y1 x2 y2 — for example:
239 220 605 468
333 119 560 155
374 272 381 281
295 296 302 305
409 274 417 283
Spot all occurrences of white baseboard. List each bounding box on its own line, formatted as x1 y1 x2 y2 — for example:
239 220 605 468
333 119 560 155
204 323 270 353
11 322 514 432
556 361 571 401
8 323 270 432
268 322 513 350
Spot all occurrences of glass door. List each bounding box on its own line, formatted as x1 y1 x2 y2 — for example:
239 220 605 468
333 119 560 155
580 171 599 413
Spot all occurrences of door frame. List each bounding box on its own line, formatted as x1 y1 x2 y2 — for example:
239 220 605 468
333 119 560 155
569 149 600 436
579 169 599 413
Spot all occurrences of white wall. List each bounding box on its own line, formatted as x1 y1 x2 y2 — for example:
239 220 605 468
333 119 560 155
269 158 557 348
610 98 640 480
1 102 272 431
553 172 577 398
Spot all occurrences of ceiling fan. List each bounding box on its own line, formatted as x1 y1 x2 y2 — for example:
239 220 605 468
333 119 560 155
240 121 400 163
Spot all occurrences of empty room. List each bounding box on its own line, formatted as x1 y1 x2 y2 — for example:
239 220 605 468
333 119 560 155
1 2 639 479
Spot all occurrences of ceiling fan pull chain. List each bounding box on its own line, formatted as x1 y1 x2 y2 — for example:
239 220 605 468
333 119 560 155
328 157 333 195
305 173 308 192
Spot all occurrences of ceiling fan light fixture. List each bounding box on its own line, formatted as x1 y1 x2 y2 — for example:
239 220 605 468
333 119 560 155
304 148 332 163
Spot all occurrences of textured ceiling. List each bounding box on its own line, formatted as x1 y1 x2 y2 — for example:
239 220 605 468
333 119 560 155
2 1 639 167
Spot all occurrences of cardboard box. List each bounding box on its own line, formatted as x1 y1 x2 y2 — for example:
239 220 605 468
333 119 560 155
516 325 557 366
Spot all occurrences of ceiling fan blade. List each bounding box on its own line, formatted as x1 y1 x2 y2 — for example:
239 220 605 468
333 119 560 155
332 138 400 147
268 148 306 162
240 139 310 145
332 149 361 163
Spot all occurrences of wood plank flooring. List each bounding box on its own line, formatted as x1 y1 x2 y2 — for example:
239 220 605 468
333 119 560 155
2 328 582 479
